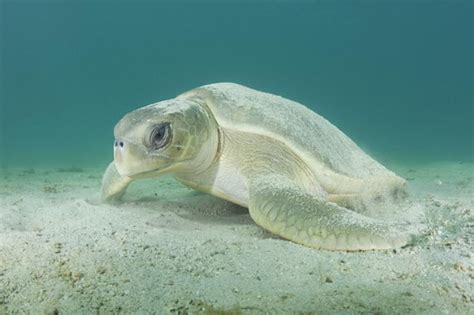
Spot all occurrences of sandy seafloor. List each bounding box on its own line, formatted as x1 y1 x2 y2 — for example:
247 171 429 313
0 161 472 314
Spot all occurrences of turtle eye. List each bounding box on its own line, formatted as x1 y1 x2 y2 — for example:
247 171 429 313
149 123 171 149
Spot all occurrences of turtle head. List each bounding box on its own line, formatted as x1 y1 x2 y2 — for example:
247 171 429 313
112 98 219 179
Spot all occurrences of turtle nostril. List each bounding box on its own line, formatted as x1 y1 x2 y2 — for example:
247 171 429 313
119 141 124 148
114 141 118 147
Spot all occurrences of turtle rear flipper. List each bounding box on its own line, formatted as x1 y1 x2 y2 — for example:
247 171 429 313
248 175 413 251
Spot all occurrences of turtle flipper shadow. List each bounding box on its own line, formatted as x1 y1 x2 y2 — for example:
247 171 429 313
101 161 133 203
248 175 413 251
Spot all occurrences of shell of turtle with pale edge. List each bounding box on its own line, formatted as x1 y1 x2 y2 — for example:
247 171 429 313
179 83 398 181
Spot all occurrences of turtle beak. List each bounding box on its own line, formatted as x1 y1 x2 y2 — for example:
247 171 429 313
113 139 129 175
113 139 125 163
113 139 146 177
113 138 167 178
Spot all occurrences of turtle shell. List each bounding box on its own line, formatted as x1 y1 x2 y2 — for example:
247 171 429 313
178 83 395 179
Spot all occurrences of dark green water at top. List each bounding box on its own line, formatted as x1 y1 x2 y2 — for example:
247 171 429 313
1 0 473 169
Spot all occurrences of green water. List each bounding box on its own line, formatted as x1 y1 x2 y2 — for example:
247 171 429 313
1 0 473 169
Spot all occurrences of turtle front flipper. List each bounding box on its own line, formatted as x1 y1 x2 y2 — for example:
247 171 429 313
101 161 134 203
248 175 414 251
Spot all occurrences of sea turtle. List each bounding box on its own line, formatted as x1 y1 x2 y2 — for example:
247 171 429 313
102 83 414 251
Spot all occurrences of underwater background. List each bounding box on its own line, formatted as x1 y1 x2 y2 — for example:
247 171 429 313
1 0 473 169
